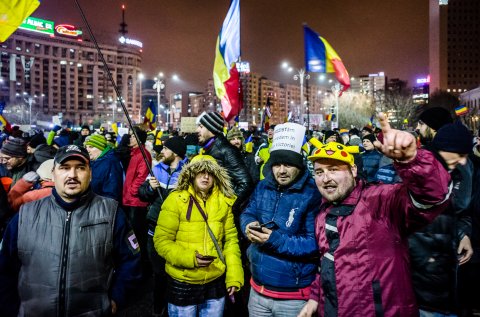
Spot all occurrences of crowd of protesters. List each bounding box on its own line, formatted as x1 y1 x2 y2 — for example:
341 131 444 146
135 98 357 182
0 99 479 317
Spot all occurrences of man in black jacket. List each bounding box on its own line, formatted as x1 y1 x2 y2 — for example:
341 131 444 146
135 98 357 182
196 112 253 215
409 121 473 317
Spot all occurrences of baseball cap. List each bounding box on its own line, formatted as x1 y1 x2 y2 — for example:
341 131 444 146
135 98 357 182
54 145 90 165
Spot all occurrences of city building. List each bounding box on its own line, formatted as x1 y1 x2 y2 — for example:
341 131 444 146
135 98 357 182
0 16 143 127
460 87 480 131
358 72 386 111
429 0 480 94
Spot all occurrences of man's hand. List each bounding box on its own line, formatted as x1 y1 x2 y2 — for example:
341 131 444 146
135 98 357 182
373 112 417 163
111 300 117 315
247 225 272 245
297 299 318 317
458 235 473 265
148 177 160 190
195 252 214 267
245 222 260 242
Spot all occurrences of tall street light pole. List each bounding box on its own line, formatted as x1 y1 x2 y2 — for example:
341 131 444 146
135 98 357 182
282 63 310 127
331 83 341 129
138 73 144 124
153 72 165 128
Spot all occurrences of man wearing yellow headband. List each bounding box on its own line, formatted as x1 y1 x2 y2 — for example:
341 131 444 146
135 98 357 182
298 113 453 317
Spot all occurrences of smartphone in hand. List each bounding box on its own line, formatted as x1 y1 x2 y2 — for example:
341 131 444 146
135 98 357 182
198 255 217 261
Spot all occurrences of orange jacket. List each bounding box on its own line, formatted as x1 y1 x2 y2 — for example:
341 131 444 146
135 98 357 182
8 179 55 212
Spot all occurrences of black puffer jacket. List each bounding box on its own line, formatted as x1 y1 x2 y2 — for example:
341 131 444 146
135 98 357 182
202 135 253 214
408 158 472 314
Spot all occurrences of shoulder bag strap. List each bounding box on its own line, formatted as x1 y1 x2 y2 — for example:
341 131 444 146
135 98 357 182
190 196 226 264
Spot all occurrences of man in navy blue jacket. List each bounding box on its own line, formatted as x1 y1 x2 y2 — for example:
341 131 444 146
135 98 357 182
0 145 142 316
241 123 322 317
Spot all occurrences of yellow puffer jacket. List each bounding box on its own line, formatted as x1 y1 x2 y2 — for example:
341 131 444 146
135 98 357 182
153 160 244 290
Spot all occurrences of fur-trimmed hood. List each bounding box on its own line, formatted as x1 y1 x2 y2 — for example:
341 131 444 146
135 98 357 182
176 158 235 198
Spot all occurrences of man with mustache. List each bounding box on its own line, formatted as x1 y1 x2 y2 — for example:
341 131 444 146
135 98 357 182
298 113 452 317
241 123 322 317
195 112 252 215
0 145 142 316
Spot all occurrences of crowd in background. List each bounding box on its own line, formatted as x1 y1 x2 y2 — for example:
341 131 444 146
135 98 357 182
0 99 479 317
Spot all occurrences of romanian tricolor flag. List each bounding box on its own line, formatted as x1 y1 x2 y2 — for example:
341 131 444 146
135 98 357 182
304 25 350 95
213 0 242 122
244 134 253 153
301 136 310 154
261 98 272 131
326 114 336 122
455 105 468 116
144 100 157 129
0 0 41 42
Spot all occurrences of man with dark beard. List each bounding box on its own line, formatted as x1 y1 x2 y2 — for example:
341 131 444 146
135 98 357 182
196 112 252 215
416 106 453 146
298 113 452 317
138 135 187 317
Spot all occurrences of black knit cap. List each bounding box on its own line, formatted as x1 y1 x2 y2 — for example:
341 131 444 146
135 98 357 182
269 150 304 170
362 133 377 144
0 138 27 158
163 136 187 158
199 112 224 135
432 121 473 154
28 133 47 149
419 107 453 131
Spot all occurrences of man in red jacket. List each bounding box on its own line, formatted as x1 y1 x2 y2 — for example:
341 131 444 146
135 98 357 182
298 113 452 317
123 126 152 275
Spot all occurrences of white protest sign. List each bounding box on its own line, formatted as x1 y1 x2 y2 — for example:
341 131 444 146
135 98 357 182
270 122 306 154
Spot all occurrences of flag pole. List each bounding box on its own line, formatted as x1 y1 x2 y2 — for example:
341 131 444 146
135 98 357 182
73 0 163 201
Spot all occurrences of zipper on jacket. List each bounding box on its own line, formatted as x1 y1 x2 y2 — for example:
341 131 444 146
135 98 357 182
271 191 283 221
58 211 72 317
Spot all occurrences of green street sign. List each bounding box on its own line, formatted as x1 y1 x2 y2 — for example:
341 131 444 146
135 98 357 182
19 17 55 36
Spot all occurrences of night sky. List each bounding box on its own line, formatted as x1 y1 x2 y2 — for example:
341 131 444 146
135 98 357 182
35 0 429 92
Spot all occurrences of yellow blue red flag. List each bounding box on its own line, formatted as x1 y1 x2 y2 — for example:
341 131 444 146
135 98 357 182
144 100 157 129
0 0 41 42
455 105 468 116
245 134 253 153
213 0 242 122
304 25 350 95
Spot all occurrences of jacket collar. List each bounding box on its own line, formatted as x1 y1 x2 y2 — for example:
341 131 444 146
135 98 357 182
52 187 94 211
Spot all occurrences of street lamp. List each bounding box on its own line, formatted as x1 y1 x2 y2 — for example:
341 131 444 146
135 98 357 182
138 73 144 123
282 62 310 129
153 73 165 128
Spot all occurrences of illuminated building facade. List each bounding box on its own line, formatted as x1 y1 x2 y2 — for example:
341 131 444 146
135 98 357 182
429 0 480 94
0 16 143 126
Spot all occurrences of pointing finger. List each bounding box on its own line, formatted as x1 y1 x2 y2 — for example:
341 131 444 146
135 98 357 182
377 112 392 134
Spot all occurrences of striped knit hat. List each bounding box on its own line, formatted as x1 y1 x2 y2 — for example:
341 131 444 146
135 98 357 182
84 134 107 151
198 112 224 135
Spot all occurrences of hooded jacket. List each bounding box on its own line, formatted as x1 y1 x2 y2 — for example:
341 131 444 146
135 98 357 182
91 148 124 202
201 135 253 213
310 149 452 317
153 159 244 290
240 167 322 291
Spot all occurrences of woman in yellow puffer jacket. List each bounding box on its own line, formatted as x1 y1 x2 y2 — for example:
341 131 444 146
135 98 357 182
153 155 244 317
